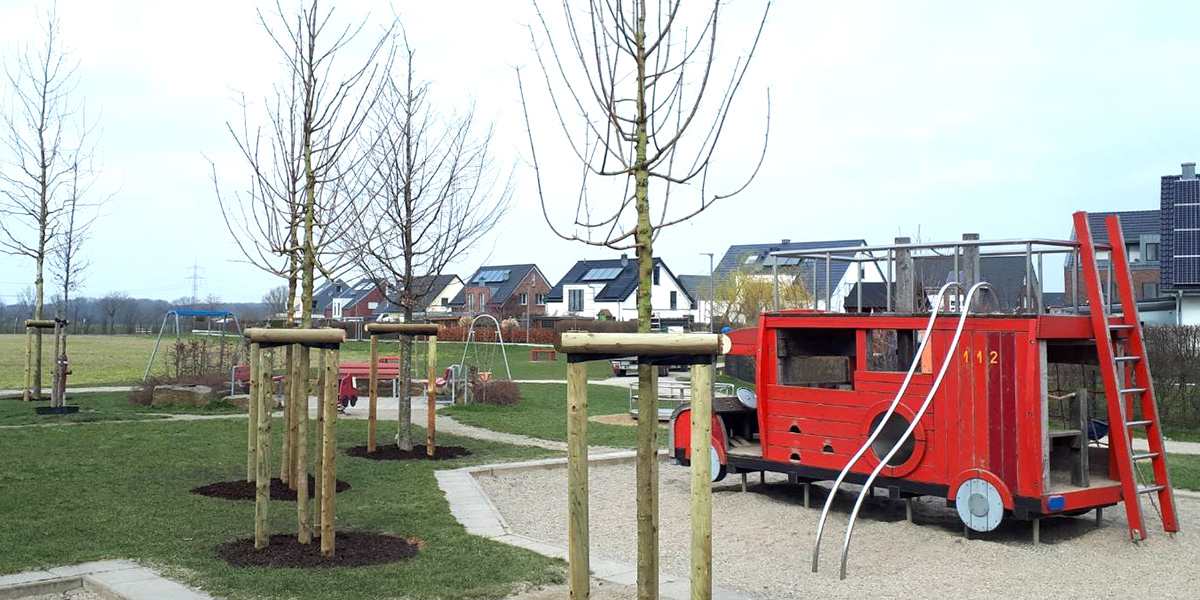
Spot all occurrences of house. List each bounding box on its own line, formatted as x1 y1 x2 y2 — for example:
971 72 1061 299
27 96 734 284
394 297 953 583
678 274 713 324
1064 209 1162 304
448 264 551 322
372 274 464 321
713 238 870 313
1162 161 1200 325
311 278 386 320
544 255 695 325
844 255 1039 313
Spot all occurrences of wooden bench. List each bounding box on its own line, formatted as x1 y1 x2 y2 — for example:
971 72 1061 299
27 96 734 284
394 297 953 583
530 348 557 362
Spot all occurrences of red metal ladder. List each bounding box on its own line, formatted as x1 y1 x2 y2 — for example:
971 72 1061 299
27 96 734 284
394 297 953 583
1073 211 1179 541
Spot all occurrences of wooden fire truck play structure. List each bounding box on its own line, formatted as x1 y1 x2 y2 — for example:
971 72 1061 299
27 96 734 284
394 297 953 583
670 212 1179 578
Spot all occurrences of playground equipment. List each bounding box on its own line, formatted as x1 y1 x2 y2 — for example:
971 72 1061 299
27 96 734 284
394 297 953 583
668 211 1179 579
458 314 512 383
23 318 75 413
143 309 243 381
363 322 440 455
560 331 731 600
244 327 345 556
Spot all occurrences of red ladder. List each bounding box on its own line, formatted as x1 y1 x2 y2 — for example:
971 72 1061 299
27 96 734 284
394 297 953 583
1073 211 1179 541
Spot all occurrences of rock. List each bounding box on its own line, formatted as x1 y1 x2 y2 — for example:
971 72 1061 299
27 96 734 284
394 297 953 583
152 384 213 407
223 394 283 410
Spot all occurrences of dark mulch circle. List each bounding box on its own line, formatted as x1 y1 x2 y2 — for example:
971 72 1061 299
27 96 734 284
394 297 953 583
345 444 472 461
192 475 350 501
215 531 420 568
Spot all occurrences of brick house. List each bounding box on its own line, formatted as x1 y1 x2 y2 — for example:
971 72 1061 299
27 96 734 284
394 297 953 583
448 264 552 322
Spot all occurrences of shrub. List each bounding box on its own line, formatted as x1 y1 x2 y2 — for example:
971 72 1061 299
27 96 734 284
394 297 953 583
472 379 521 406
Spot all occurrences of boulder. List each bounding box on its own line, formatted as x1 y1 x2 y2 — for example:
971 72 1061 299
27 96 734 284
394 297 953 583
223 394 284 410
153 384 213 407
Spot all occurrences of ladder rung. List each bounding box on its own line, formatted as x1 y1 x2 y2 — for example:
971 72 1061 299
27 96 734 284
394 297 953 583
1115 356 1141 363
1109 324 1135 331
1138 484 1165 495
1118 387 1147 395
1127 420 1153 428
1132 452 1159 461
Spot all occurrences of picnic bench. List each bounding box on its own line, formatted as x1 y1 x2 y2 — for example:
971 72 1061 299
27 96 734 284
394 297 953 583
530 348 557 362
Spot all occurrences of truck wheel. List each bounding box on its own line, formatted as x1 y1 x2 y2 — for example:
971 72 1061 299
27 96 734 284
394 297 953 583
710 445 727 482
617 369 627 377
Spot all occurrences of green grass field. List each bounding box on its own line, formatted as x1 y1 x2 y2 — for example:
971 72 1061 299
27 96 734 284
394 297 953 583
442 383 663 449
0 417 563 599
0 392 243 426
0 334 614 390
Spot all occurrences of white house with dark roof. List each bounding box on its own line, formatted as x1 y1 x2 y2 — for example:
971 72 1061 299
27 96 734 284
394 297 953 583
714 238 873 313
545 255 695 324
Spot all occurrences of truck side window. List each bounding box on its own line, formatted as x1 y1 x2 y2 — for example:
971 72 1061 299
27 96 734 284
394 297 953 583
775 328 855 389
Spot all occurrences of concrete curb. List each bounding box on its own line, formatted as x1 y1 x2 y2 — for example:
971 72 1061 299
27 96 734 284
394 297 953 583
436 452 759 600
0 560 214 600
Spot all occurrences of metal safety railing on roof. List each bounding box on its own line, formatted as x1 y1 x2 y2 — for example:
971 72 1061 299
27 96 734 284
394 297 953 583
766 236 1114 316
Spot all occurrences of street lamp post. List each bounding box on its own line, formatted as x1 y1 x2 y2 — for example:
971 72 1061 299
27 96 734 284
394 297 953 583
700 252 714 333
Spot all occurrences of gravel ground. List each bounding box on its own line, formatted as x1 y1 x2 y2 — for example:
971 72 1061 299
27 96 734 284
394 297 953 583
505 580 637 600
479 464 1200 599
23 590 101 600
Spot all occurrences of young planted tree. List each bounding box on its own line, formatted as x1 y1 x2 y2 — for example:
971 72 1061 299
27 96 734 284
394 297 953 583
351 32 514 450
0 5 85 400
519 1 771 596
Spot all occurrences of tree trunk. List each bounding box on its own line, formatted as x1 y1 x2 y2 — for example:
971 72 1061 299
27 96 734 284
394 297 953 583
397 308 414 451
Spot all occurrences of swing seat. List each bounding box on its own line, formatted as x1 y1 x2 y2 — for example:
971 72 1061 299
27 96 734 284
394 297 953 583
479 372 492 381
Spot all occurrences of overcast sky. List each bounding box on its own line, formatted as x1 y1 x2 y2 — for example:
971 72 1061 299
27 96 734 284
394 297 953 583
0 0 1195 304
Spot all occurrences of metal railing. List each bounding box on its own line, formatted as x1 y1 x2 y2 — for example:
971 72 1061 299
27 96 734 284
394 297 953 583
629 380 735 421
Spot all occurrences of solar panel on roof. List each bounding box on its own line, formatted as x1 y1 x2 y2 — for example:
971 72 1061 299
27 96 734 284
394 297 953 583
475 269 510 283
1175 182 1200 285
581 267 622 281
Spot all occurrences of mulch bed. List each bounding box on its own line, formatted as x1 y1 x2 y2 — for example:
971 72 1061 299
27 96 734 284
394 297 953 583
345 444 472 461
215 531 420 568
192 475 350 501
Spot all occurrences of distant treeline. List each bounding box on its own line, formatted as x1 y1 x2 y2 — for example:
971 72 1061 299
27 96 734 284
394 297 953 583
0 294 269 335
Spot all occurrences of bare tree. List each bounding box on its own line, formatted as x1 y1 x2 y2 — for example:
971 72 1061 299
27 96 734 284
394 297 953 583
351 32 515 450
518 2 771 596
0 4 84 399
262 284 290 317
98 291 130 334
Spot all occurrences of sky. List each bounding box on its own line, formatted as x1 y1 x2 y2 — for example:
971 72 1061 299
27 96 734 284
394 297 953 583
0 0 1196 304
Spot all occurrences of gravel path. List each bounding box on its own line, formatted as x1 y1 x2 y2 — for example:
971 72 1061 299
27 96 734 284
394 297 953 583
24 590 102 600
479 463 1200 599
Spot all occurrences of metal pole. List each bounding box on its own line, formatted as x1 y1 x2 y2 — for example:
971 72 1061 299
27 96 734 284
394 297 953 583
772 262 779 311
1072 248 1080 311
825 252 832 311
1036 251 1044 313
1105 254 1113 314
886 250 893 313
857 262 864 314
812 260 818 311
1025 243 1033 313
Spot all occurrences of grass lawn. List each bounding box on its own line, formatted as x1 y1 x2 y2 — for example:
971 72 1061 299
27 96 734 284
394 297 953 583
1138 453 1200 492
0 334 613 390
0 392 243 426
0 417 563 599
442 383 663 449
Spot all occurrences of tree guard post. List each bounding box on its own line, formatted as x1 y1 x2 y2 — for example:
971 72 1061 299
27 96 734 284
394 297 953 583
247 343 261 482
296 345 311 544
314 349 326 533
281 344 294 487
363 323 440 456
368 334 379 453
690 363 714 600
23 325 33 402
558 332 729 600
254 346 273 549
636 362 659 598
321 346 340 557
426 334 438 456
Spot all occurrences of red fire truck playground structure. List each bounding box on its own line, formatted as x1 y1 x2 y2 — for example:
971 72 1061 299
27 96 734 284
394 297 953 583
669 212 1179 578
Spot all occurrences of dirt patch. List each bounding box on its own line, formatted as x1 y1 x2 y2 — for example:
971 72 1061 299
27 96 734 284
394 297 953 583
589 413 638 427
345 444 472 461
215 531 420 568
192 476 350 501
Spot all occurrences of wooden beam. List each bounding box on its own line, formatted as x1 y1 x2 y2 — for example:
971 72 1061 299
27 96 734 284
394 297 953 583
426 335 438 457
23 319 58 329
559 332 729 356
364 322 439 336
254 347 272 550
320 347 339 557
690 364 714 600
296 346 311 544
244 327 345 345
368 335 379 453
636 364 659 599
567 362 589 600
247 343 260 483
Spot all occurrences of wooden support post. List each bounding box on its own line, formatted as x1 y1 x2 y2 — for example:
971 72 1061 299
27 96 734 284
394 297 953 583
803 482 811 509
247 343 261 483
427 335 438 457
368 335 379 453
1096 507 1103 527
314 350 325 532
23 327 32 402
740 472 747 493
321 347 339 557
281 345 294 487
254 347 272 549
906 498 915 523
636 363 659 600
51 321 62 408
296 346 311 544
566 361 589 600
690 363 714 600
1032 518 1041 545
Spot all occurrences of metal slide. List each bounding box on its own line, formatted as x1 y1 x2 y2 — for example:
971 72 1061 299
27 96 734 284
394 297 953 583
810 280 965 572
834 282 991 579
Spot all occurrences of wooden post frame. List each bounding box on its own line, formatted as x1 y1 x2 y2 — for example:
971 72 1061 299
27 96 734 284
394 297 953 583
22 319 56 403
362 323 440 456
427 335 438 457
561 333 729 600
241 328 345 552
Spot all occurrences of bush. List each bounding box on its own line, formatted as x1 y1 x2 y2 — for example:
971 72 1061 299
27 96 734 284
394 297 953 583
1145 325 1200 429
472 379 521 405
436 326 556 345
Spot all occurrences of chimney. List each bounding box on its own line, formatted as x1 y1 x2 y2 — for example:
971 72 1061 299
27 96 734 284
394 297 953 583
782 239 791 244
1183 162 1196 180
620 253 628 267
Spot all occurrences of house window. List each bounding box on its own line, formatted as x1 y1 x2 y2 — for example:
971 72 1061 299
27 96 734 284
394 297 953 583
536 294 546 306
468 294 475 312
332 299 344 319
441 297 449 307
569 289 584 312
669 291 677 310
654 266 661 285
368 302 378 310
1145 243 1159 262
1143 282 1160 299
519 293 528 305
